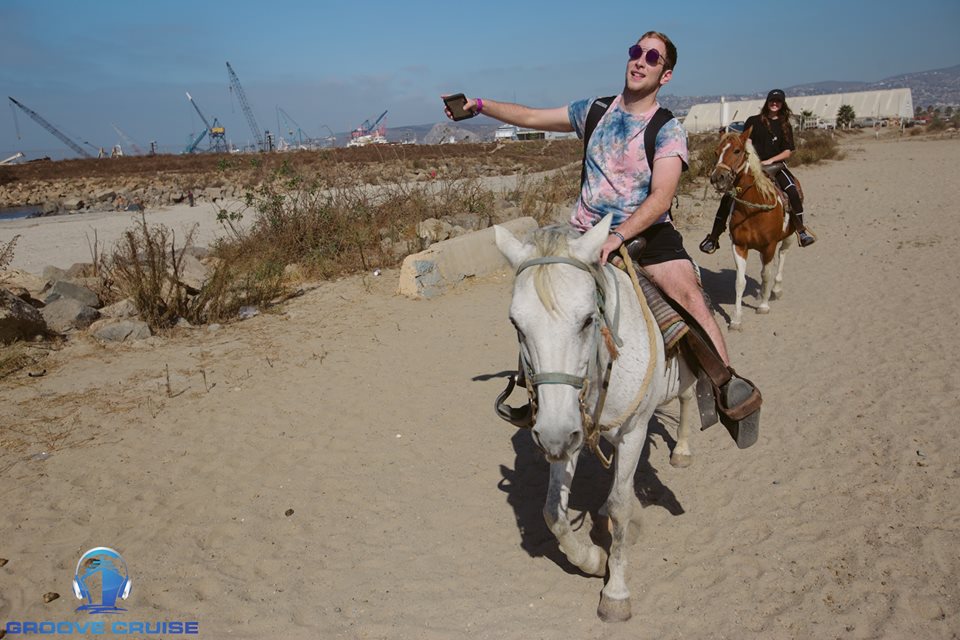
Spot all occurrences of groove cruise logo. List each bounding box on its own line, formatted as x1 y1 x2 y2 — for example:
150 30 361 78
4 547 200 636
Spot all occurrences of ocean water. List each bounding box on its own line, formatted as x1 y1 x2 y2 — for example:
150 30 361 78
0 205 42 221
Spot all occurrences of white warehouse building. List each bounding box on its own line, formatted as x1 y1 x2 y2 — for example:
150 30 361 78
682 88 914 133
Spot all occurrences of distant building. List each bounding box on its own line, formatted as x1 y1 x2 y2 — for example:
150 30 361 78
683 88 914 132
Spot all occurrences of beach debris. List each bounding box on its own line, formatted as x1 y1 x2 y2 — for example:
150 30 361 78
27 369 47 377
372 268 381 277
285 508 294 517
0 558 8 567
238 306 259 320
42 592 59 603
30 452 51 461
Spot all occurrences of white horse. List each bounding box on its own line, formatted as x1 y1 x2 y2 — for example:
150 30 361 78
494 215 698 622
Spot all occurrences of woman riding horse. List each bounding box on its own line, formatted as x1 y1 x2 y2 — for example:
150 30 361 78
700 89 817 253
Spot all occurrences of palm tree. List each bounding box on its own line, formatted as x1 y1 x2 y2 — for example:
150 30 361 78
836 104 856 129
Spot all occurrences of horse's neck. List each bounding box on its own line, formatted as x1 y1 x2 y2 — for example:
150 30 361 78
605 267 661 365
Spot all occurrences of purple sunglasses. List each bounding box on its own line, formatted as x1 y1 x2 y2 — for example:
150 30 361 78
628 44 666 66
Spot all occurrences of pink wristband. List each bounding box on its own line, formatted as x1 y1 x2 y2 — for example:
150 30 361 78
475 98 483 115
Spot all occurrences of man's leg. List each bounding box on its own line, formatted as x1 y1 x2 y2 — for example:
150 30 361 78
699 194 734 254
644 258 730 365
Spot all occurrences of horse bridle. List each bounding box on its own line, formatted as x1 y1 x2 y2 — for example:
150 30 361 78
715 143 778 212
494 255 624 466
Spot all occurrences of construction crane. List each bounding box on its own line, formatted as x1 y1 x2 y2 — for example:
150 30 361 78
8 96 97 159
277 107 314 147
350 109 388 141
184 92 228 154
111 123 144 155
226 62 265 151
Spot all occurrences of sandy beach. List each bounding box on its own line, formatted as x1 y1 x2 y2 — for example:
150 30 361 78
1 133 958 638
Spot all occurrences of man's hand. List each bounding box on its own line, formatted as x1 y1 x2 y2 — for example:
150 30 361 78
599 234 623 265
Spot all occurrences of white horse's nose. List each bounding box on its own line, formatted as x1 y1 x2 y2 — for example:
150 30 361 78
532 424 583 461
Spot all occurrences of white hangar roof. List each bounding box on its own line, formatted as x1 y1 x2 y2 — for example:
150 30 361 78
682 88 914 133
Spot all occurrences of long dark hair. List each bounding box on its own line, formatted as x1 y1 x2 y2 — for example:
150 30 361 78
760 99 794 147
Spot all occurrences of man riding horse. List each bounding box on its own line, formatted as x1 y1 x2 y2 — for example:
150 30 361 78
445 31 761 446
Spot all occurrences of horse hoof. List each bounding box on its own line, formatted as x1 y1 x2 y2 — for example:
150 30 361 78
757 306 770 315
670 453 693 468
729 321 742 331
598 595 632 622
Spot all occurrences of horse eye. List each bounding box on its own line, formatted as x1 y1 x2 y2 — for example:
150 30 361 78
734 149 742 154
581 316 595 332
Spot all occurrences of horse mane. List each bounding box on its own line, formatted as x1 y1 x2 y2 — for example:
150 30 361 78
529 225 606 314
743 139 779 203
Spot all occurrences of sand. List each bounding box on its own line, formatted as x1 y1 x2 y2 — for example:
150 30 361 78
1 133 958 639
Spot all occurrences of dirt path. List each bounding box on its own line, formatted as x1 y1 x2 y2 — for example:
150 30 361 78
1 135 958 639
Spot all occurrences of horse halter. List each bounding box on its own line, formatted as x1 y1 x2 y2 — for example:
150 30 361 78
495 255 623 467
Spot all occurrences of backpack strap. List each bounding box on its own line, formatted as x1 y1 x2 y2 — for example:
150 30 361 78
580 95 616 189
644 107 688 174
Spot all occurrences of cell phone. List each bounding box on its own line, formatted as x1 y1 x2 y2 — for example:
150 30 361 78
443 93 472 121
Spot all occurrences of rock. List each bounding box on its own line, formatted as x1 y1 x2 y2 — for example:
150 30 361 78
0 269 47 297
40 298 100 332
0 288 47 345
99 298 138 319
416 218 455 245
42 265 67 283
94 189 116 203
176 253 209 292
44 280 100 308
90 319 151 342
65 263 97 279
62 198 84 211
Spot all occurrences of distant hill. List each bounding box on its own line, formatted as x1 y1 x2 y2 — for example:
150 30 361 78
373 64 960 143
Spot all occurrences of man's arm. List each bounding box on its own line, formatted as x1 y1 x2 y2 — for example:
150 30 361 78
599 155 683 264
445 96 574 132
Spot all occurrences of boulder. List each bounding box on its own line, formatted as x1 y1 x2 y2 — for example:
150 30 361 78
416 218 455 246
99 298 139 319
42 265 68 283
0 268 48 296
41 298 100 332
44 280 100 308
65 262 97 279
89 319 151 342
176 253 209 292
0 288 47 345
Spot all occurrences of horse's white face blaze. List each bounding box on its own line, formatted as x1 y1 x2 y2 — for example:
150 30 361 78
710 135 746 192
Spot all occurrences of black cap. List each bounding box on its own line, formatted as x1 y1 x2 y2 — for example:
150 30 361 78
766 89 786 102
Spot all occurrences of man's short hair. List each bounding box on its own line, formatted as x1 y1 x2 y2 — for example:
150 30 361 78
640 30 677 72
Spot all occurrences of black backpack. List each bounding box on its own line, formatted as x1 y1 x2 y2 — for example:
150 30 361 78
579 95 687 217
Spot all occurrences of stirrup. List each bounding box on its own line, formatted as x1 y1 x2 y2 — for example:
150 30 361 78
494 372 534 428
699 235 719 254
798 230 816 247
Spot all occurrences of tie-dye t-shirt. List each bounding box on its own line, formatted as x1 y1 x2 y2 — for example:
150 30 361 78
568 95 689 232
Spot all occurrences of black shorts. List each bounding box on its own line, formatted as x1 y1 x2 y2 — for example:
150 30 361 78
636 222 691 266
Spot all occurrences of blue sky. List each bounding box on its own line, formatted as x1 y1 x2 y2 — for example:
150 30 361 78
2 0 958 158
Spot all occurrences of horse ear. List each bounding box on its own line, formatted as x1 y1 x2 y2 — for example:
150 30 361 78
741 125 753 142
571 214 612 264
494 224 534 269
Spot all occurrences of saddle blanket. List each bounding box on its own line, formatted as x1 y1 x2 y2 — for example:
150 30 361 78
633 267 689 354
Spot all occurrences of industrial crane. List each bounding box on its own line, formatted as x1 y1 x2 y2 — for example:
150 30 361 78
8 96 97 159
277 107 317 148
184 92 228 154
350 109 388 140
111 123 144 155
226 62 265 151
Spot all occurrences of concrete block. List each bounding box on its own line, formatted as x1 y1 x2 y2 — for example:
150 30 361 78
398 217 538 299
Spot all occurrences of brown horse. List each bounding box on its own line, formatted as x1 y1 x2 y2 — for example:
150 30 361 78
709 126 797 330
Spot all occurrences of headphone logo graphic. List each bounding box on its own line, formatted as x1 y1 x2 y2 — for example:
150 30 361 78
72 547 132 614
